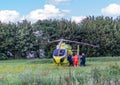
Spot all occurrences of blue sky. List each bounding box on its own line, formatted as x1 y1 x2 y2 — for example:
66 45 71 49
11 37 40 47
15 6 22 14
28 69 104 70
0 0 120 23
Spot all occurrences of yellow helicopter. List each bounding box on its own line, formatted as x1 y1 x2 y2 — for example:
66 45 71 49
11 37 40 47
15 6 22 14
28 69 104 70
49 39 99 65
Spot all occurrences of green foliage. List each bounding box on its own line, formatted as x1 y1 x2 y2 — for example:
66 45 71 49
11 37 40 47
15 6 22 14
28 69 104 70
0 53 8 60
1 16 120 58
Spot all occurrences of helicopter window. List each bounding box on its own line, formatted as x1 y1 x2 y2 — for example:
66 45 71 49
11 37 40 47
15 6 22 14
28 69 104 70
53 49 66 56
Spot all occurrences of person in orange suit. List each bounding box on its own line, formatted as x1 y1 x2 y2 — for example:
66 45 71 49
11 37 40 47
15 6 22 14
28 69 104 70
73 53 79 67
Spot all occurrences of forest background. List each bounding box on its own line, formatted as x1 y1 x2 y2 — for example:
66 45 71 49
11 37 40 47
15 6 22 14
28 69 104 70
1 16 120 58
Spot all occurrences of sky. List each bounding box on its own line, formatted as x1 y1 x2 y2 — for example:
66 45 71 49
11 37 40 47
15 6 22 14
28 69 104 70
0 0 120 23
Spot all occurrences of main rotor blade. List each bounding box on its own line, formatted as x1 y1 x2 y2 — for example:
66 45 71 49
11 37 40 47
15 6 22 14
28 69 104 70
63 39 99 48
48 39 99 48
48 39 60 43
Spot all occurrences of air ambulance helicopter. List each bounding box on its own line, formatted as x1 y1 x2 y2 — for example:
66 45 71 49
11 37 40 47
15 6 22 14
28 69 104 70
49 39 99 65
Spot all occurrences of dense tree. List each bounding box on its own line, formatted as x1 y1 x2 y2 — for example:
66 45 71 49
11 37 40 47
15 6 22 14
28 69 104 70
1 16 120 58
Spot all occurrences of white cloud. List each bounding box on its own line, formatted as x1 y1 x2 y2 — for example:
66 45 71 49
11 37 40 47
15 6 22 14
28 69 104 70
0 4 70 23
0 10 20 23
71 16 86 23
27 4 70 22
50 0 70 3
101 3 120 15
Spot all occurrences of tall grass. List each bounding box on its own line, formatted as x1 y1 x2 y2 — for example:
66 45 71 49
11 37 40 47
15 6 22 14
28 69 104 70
0 63 120 85
87 57 120 62
0 57 120 85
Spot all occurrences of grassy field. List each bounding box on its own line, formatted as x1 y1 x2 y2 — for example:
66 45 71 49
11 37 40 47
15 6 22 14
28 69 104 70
0 57 120 85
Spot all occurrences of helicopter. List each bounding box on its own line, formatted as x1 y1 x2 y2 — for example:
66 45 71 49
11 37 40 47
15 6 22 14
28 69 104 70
49 39 99 65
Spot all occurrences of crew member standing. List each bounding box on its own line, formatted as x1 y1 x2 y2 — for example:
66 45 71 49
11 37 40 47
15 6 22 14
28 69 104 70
67 54 73 66
80 53 86 66
73 53 79 67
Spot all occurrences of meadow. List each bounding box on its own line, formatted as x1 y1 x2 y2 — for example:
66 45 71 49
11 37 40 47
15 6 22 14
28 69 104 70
0 57 120 85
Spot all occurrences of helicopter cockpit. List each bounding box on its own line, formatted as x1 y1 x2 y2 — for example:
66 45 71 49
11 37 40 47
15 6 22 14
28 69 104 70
53 49 67 57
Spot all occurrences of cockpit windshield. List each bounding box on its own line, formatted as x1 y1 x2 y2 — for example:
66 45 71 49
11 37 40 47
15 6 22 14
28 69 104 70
53 49 66 56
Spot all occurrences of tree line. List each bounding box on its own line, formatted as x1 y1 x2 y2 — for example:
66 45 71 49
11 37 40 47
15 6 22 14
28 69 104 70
0 16 120 58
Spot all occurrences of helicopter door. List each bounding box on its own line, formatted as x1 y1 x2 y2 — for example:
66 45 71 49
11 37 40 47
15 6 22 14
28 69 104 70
53 49 66 56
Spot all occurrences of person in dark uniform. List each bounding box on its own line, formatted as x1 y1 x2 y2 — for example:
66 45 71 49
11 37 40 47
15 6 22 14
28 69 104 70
80 53 86 66
67 54 73 66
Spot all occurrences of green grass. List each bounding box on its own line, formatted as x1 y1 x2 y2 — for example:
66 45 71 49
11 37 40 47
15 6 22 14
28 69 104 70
0 57 120 85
